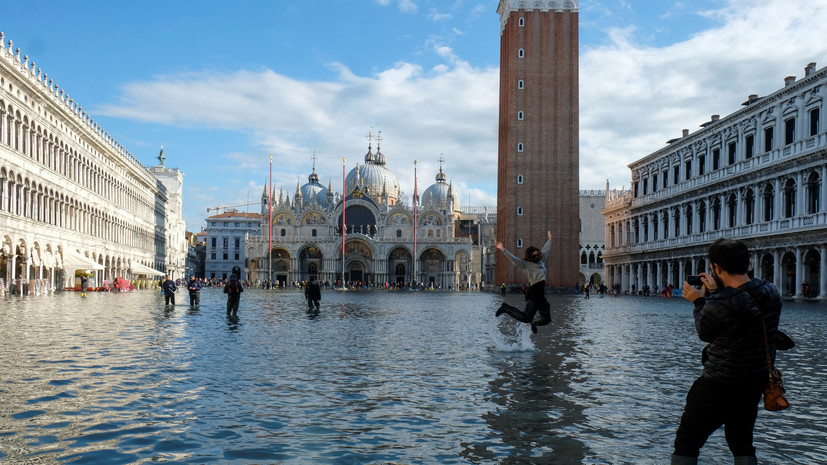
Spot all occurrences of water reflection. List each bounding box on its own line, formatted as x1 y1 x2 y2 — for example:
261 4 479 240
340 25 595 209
0 290 824 464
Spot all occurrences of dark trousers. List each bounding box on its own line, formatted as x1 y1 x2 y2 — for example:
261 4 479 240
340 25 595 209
165 291 175 306
674 376 762 458
227 295 240 315
498 298 551 326
189 291 200 306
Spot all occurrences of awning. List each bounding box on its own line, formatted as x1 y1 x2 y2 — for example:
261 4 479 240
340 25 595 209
129 262 165 277
61 249 105 272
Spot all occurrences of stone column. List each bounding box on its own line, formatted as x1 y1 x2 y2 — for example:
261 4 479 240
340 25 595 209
820 245 827 299
794 247 803 298
772 249 782 292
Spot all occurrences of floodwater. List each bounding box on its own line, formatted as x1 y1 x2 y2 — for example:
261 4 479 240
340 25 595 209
0 289 825 464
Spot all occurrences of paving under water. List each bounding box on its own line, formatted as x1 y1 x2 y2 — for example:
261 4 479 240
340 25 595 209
1 289 824 464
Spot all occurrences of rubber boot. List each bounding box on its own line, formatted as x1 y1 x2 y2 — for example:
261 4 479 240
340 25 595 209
734 457 758 465
670 455 698 465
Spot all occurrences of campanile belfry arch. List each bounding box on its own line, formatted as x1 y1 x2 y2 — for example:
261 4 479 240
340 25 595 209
495 0 580 290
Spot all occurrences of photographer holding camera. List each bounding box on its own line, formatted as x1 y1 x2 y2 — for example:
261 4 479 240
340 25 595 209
671 239 783 465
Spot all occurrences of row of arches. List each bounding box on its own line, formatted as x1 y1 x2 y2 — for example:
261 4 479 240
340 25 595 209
1 233 162 291
606 245 826 298
245 240 474 289
0 167 155 250
609 169 825 247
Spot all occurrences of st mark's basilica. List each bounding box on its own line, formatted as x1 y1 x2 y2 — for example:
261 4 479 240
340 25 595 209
243 134 480 289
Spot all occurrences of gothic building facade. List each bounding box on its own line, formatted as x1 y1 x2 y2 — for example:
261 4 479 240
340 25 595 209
244 138 477 289
603 62 827 299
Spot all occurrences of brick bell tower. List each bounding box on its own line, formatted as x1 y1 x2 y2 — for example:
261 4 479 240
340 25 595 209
495 0 579 291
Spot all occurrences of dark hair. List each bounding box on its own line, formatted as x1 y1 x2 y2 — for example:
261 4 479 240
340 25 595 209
708 238 750 275
524 246 543 263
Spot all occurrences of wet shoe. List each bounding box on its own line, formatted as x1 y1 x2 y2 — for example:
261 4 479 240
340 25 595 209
531 322 538 334
495 304 506 317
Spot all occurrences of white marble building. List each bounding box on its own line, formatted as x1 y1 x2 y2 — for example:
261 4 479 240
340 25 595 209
0 33 179 291
603 62 827 298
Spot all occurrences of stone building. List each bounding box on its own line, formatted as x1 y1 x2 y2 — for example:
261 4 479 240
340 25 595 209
0 33 173 291
244 137 476 289
204 210 261 281
603 62 827 299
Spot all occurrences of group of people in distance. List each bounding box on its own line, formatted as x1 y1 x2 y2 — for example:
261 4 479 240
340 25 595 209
158 271 321 316
494 231 789 465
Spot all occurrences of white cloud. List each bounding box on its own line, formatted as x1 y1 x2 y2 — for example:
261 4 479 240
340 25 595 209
428 9 452 21
96 0 827 228
399 0 418 14
579 0 827 190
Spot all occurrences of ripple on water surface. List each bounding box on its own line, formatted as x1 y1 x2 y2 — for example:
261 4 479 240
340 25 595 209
0 290 825 464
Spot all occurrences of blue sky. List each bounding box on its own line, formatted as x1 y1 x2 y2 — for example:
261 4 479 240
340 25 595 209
3 0 827 230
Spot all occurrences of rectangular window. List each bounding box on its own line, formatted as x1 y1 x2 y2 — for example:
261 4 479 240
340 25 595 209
634 181 639 198
210 253 216 260
785 117 795 145
662 171 668 189
684 160 691 180
698 155 705 176
745 134 754 159
223 253 228 260
810 108 820 136
728 142 736 165
234 237 240 248
223 237 228 248
764 126 774 152
643 178 648 195
652 174 658 192
712 148 720 170
673 165 680 185
234 253 239 260
211 237 216 247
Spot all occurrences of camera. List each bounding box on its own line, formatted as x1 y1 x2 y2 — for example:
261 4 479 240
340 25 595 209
686 275 703 287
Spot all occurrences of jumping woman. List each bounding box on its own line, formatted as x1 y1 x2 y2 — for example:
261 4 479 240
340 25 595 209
495 231 553 333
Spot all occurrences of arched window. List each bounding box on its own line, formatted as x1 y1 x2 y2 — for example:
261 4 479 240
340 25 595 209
280 228 286 237
783 179 796 218
517 142 524 152
698 203 706 233
396 229 402 238
517 175 523 184
312 229 317 237
744 189 755 224
685 205 693 234
517 111 524 120
763 184 775 221
517 80 524 89
516 238 523 248
518 17 524 27
518 48 525 58
517 206 523 216
806 172 821 214
727 194 737 227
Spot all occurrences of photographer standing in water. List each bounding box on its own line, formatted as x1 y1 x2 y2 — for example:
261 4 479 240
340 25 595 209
671 239 783 465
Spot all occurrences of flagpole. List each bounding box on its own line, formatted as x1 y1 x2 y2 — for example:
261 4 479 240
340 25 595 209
268 154 273 288
413 160 418 289
341 157 346 290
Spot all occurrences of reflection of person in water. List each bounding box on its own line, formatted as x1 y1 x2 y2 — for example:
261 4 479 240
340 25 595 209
495 231 553 333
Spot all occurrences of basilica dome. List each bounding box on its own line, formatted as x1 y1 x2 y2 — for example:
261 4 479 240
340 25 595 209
345 145 400 202
421 165 459 212
300 168 331 208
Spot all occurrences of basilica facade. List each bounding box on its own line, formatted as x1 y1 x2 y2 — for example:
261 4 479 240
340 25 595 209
244 139 476 289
